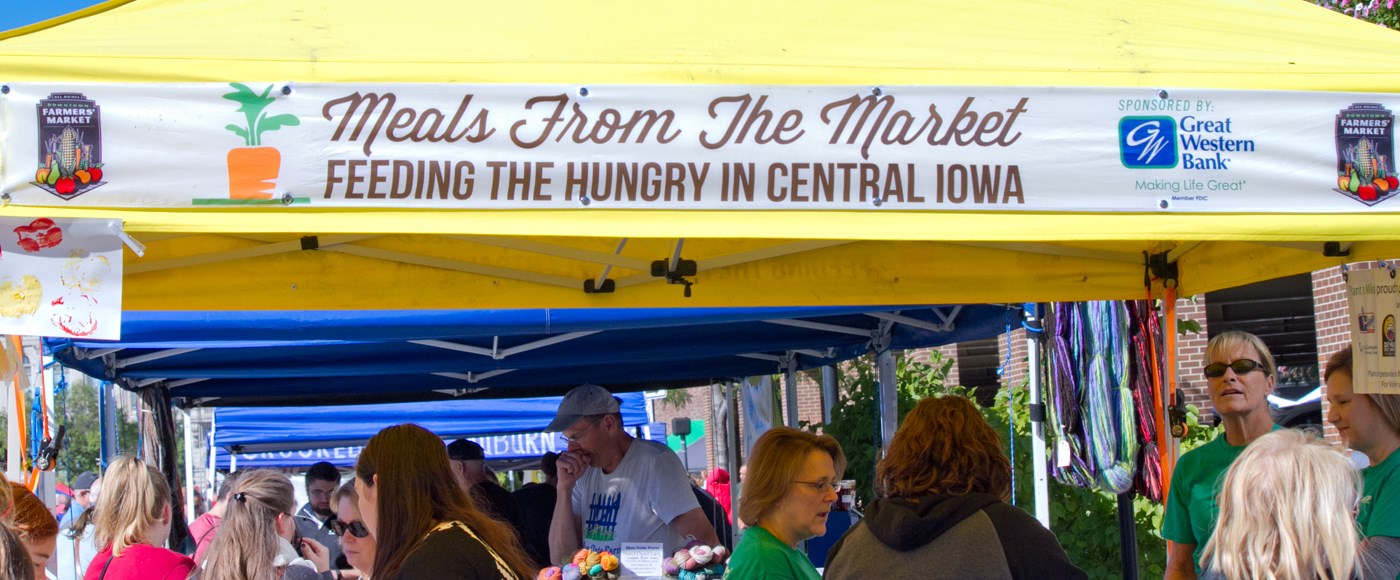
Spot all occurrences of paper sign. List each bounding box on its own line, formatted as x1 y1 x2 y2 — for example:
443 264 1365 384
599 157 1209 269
0 217 123 339
1345 267 1400 394
621 542 664 577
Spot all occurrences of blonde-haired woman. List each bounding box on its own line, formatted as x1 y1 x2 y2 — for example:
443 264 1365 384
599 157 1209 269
83 456 195 579
1199 429 1360 580
1164 330 1279 579
724 426 845 580
1325 344 1400 578
201 469 331 580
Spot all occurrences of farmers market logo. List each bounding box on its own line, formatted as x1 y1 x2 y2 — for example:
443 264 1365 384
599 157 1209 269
1334 103 1397 206
31 93 105 200
198 83 303 205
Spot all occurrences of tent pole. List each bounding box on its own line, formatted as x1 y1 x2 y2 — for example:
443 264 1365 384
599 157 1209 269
207 412 217 492
821 365 837 425
100 380 117 468
876 349 897 451
783 353 799 428
1161 288 1179 496
1117 491 1140 579
184 409 196 520
1027 305 1050 528
725 381 741 549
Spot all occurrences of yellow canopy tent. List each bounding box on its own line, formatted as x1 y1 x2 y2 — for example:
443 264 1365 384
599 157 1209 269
1 0 1399 310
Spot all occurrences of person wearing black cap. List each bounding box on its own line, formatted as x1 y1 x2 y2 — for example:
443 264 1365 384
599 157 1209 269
447 438 522 529
59 471 98 532
547 385 719 566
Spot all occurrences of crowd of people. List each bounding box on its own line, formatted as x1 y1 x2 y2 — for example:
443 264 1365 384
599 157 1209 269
1163 332 1400 579
0 335 1393 578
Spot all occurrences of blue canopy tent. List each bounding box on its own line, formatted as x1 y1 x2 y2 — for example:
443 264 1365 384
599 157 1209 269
48 304 1016 407
209 392 650 470
212 392 648 453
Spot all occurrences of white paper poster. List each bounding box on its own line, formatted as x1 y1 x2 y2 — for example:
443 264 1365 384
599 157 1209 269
0 217 123 339
1346 267 1400 394
742 375 774 454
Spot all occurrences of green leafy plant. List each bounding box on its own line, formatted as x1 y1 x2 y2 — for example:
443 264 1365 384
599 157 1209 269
1315 0 1400 30
222 83 300 147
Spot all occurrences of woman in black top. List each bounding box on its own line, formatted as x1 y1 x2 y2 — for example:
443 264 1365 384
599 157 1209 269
355 424 535 580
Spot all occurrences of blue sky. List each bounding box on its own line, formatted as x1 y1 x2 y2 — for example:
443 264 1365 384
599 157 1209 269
1 0 105 32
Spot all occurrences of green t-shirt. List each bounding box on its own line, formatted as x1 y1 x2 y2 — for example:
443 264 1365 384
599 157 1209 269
1359 448 1400 539
1162 432 1250 573
722 525 820 580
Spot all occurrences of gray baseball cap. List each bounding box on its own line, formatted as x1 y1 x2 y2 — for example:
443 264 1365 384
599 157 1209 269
546 384 621 432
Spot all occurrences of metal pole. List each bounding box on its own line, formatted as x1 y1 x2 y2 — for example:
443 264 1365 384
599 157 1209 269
726 382 741 548
1027 306 1051 528
821 365 837 425
183 409 196 519
207 411 217 489
100 381 117 467
1117 491 1140 579
876 349 898 451
783 354 799 428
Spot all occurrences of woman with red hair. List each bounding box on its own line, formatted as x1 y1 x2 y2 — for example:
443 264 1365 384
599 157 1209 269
824 395 1084 580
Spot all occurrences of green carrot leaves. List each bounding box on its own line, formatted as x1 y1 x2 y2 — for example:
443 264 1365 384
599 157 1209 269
222 83 300 146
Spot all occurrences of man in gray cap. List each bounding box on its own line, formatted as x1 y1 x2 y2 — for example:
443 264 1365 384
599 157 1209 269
547 384 718 564
60 471 98 531
448 438 520 527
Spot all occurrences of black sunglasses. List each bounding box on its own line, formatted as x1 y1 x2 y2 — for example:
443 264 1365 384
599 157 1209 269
1203 359 1264 378
330 519 371 538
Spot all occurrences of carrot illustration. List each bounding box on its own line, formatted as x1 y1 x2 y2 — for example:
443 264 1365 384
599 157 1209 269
223 83 299 199
228 147 282 199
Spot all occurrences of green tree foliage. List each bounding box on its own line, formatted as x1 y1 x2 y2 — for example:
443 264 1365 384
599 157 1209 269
808 353 1221 579
54 377 143 485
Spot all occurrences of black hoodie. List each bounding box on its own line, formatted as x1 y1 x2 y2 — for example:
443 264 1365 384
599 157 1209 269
823 493 1086 580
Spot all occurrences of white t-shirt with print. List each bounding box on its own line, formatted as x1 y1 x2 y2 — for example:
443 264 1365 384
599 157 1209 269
571 437 701 555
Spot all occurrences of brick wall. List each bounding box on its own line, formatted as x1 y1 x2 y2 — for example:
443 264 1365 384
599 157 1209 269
1313 264 1361 443
995 329 1029 388
1175 297 1213 419
649 385 719 473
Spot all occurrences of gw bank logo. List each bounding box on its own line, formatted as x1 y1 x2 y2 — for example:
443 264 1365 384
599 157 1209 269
1119 116 1178 169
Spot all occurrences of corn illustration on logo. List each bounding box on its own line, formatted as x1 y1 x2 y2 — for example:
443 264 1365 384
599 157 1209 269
32 93 105 200
223 83 300 199
1335 103 1397 206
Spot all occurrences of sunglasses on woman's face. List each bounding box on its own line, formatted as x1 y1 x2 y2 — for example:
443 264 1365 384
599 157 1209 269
330 519 371 538
1203 358 1263 379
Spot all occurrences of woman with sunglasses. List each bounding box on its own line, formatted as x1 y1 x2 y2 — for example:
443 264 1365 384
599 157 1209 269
824 396 1083 580
332 480 376 578
354 424 535 580
1163 330 1279 580
1325 344 1400 579
725 427 845 580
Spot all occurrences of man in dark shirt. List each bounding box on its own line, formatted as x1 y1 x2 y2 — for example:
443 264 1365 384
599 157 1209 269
448 439 522 526
510 451 558 568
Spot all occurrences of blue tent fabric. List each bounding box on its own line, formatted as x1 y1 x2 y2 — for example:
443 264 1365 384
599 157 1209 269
47 305 1016 406
213 392 647 453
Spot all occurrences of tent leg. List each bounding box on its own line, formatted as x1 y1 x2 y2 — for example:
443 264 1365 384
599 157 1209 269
725 381 741 549
1117 491 1140 579
184 409 196 520
783 355 799 428
1027 307 1050 528
876 349 897 451
100 380 117 468
821 365 837 425
1161 288 1179 494
207 413 217 494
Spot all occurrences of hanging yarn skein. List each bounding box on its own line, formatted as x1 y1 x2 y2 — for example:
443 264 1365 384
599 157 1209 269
1129 300 1164 501
1046 303 1095 488
1081 301 1138 494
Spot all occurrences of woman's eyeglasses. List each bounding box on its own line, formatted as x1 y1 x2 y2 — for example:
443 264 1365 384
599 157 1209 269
330 519 371 538
794 479 839 493
1203 359 1264 378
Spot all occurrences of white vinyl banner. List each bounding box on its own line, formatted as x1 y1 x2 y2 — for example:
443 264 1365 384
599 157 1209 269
1 84 1397 212
1346 267 1400 395
0 217 123 339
